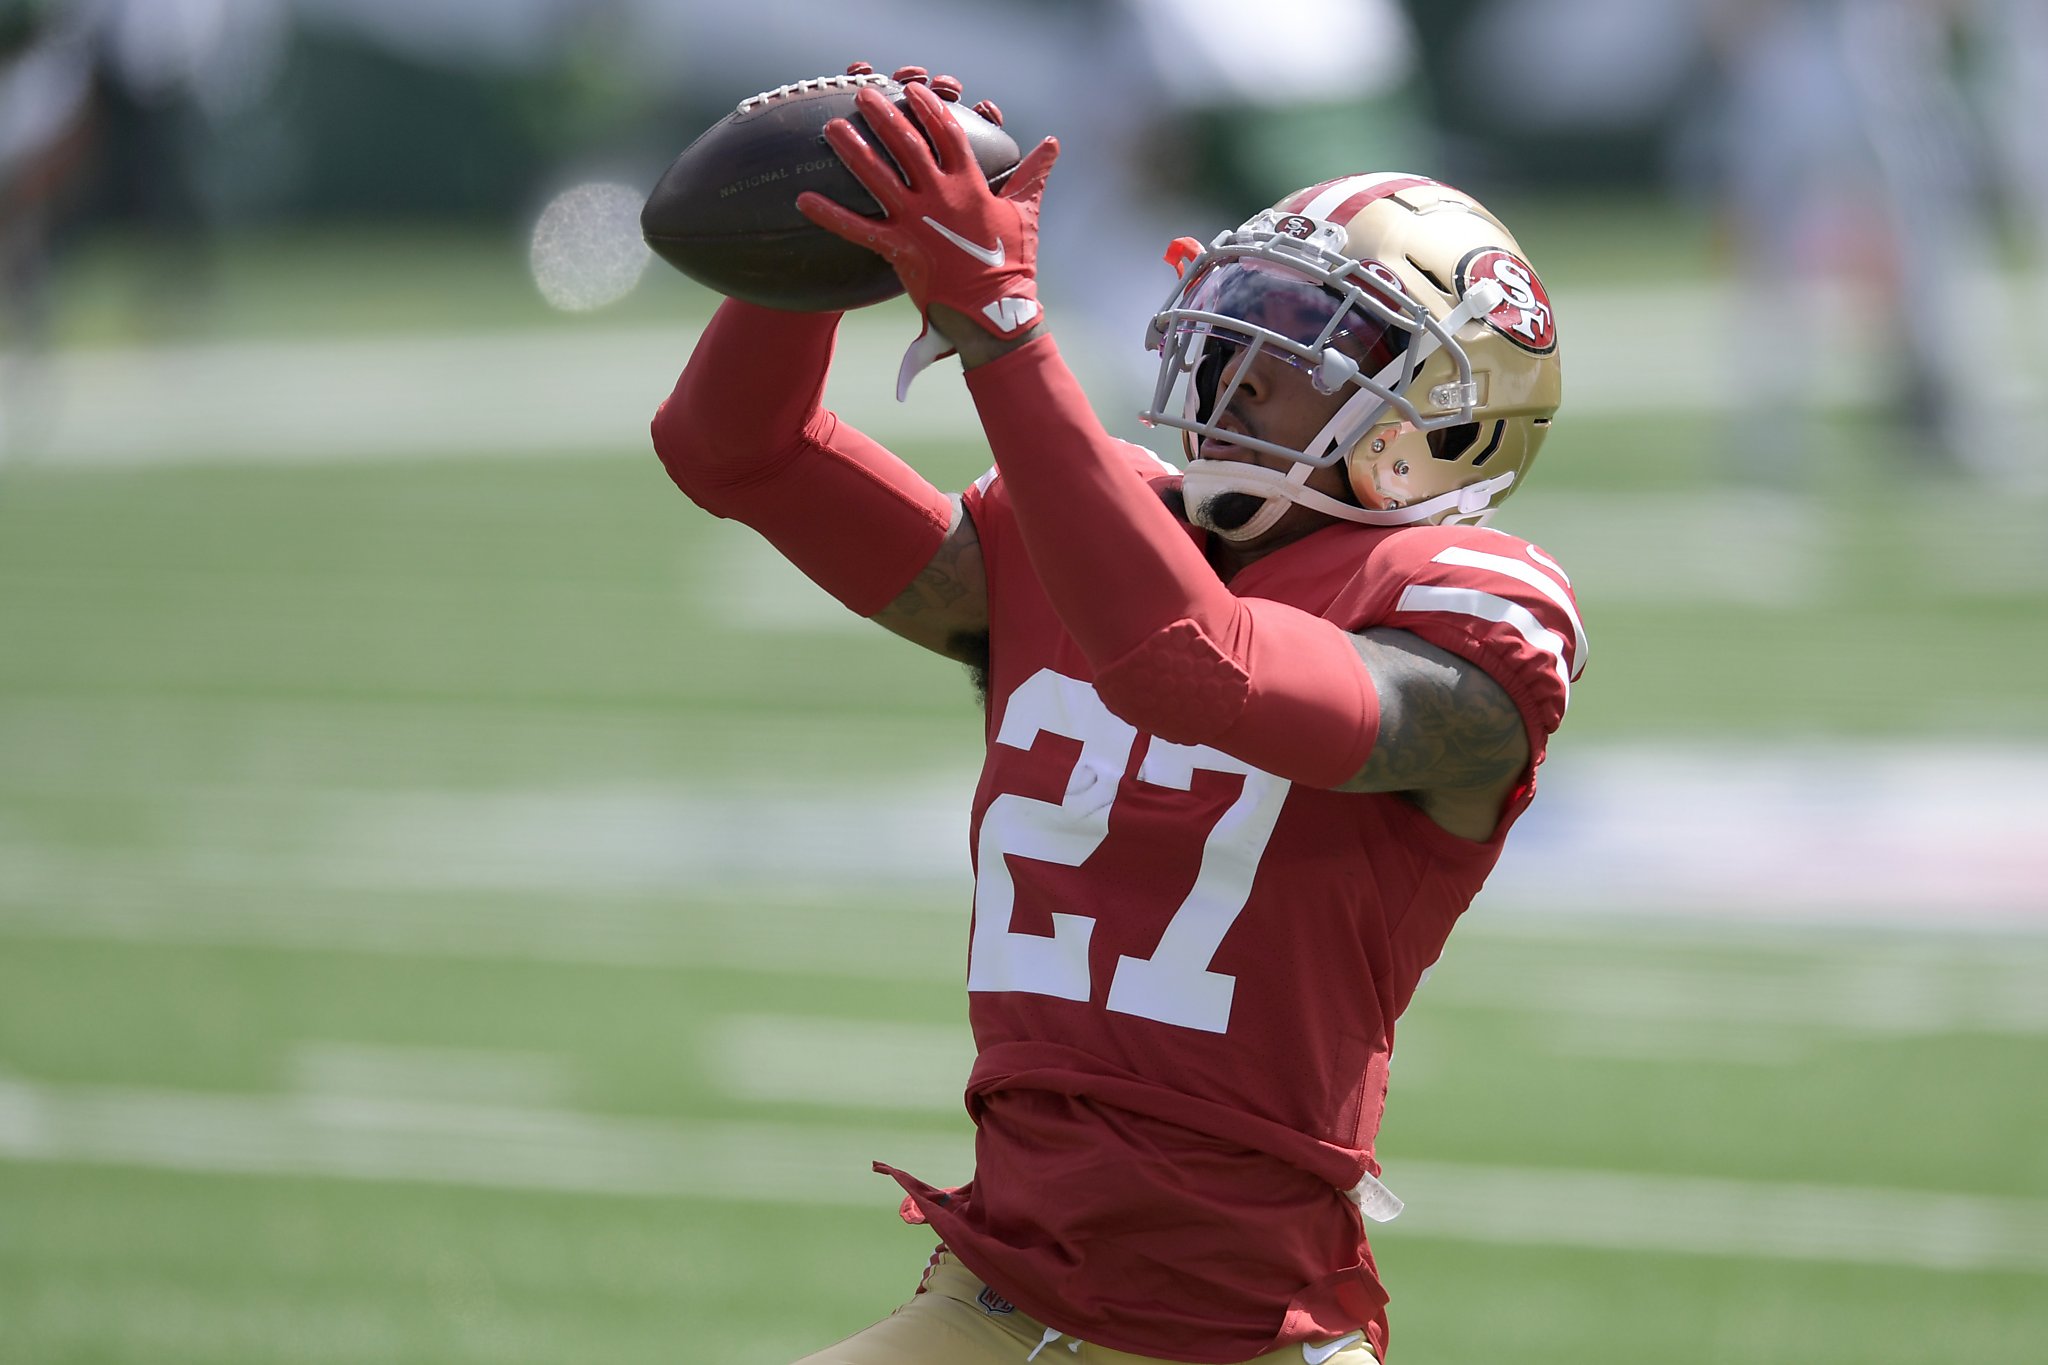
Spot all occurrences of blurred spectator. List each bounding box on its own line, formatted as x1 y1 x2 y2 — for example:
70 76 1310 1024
1697 0 2027 481
0 0 287 456
1451 0 1705 148
84 0 286 320
1974 0 2048 311
0 0 94 454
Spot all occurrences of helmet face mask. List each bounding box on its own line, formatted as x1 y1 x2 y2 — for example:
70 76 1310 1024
1142 177 1563 535
1171 256 1416 464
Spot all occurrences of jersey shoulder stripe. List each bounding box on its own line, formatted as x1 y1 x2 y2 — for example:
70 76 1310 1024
1394 583 1576 710
1353 525 1587 738
1421 544 1588 679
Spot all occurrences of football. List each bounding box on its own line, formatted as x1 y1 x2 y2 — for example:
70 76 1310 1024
642 70 1022 312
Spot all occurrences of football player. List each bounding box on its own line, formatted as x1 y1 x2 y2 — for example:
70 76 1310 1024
652 74 1585 1365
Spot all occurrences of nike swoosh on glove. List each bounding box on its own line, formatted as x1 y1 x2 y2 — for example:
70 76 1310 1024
798 81 1058 397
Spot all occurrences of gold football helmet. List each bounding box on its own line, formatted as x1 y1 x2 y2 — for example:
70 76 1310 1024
1142 173 1562 539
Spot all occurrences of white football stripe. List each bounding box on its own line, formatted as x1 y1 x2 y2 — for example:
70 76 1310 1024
1428 546 1589 676
1298 172 1429 221
1396 584 1572 709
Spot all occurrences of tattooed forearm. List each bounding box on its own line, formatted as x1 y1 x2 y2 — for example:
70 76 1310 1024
1337 628 1528 796
871 497 992 665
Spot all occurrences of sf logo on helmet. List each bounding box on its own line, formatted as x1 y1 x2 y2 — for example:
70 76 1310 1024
1456 247 1555 354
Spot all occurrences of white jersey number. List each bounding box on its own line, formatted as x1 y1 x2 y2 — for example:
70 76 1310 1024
967 669 1290 1033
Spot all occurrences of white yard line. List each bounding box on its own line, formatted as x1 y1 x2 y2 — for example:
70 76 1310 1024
0 873 971 978
290 1042 577 1110
703 1015 974 1113
0 1072 2041 1275
0 1073 973 1206
0 744 2041 933
1502 742 2048 921
7 320 978 467
1375 1160 2048 1274
1415 950 2048 1037
13 279 2043 469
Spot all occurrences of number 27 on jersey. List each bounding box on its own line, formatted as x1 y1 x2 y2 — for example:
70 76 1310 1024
969 669 1291 1035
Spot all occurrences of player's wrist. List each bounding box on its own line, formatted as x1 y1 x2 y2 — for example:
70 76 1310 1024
930 304 1044 367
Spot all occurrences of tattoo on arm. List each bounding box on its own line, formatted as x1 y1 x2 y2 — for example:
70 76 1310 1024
1338 628 1528 796
871 496 992 670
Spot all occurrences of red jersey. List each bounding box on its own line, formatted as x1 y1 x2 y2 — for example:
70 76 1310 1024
880 445 1586 1364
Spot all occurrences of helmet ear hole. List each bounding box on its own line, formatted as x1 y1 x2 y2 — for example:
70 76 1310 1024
1406 256 1454 296
1426 421 1480 461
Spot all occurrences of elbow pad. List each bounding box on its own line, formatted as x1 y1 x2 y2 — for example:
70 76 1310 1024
652 299 840 498
1093 599 1380 789
649 302 951 617
663 411 953 618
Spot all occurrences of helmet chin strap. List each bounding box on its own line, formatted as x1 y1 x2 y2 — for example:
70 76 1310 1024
1182 462 1314 541
1182 459 1517 537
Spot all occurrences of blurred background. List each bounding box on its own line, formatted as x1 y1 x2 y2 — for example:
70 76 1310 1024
1 0 2044 1362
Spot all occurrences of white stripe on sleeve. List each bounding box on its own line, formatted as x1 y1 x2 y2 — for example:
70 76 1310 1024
1524 545 1571 588
1395 584 1573 711
1428 546 1589 678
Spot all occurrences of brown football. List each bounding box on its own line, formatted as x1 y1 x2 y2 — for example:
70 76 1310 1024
642 72 1021 312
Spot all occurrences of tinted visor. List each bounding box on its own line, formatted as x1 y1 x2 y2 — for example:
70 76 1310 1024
1178 259 1409 383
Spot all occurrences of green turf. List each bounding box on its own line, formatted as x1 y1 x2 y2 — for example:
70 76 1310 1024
2 222 2045 1365
1 915 2044 1364
0 1166 911 1365
3 440 2042 737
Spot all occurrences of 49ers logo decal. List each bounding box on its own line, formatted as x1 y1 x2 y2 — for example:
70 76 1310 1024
1457 247 1555 354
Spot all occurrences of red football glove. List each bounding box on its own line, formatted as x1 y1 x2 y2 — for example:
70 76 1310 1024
798 81 1058 395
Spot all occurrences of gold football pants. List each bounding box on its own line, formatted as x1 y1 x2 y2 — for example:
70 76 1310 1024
790 1250 1379 1365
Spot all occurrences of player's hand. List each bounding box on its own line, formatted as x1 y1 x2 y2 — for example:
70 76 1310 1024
798 81 1059 348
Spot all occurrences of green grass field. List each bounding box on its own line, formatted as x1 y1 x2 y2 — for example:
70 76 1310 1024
2 211 2045 1364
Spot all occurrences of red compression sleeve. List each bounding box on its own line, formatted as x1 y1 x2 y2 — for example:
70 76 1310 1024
963 337 1378 789
652 299 953 616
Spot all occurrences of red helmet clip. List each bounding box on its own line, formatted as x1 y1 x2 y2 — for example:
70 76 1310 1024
1163 237 1204 278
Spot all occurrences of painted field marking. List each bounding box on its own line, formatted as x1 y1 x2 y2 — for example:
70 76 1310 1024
0 1073 2042 1275
291 1043 577 1110
0 875 969 979
1413 949 2048 1037
1376 1160 2048 1275
7 873 2043 1038
704 1015 974 1113
1 744 2043 935
0 1073 972 1207
8 320 979 467
12 277 2044 468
